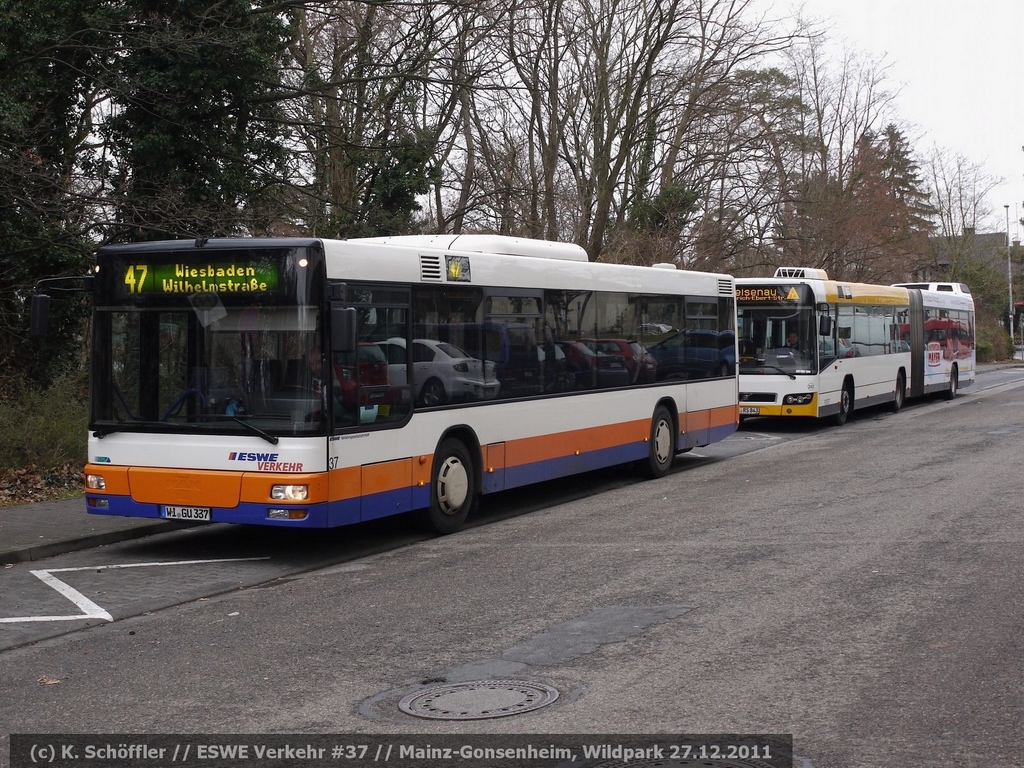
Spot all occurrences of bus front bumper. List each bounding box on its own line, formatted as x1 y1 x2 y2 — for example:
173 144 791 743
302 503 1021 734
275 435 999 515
740 393 818 418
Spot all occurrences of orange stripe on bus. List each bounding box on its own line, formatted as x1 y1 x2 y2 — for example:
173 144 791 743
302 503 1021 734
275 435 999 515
323 408 739 503
707 404 739 428
505 419 649 467
361 458 413 497
683 409 711 435
486 443 506 473
412 454 433 488
329 466 361 502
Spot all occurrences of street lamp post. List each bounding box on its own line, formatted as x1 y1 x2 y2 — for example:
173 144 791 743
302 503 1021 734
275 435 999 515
1008 205 1014 355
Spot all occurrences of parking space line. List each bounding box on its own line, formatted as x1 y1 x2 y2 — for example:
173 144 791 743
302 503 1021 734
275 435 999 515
0 557 270 624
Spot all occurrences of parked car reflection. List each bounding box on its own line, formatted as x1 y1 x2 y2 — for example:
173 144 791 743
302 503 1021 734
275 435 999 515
582 338 657 384
380 337 499 406
329 342 406 425
647 329 735 379
556 340 631 388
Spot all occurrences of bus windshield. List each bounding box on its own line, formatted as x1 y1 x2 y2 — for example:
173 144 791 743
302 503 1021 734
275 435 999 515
737 305 818 375
91 245 326 438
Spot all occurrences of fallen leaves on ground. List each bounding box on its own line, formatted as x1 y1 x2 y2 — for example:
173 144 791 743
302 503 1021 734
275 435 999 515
0 464 82 507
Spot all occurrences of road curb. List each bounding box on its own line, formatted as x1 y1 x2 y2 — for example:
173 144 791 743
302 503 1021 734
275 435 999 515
1 521 189 566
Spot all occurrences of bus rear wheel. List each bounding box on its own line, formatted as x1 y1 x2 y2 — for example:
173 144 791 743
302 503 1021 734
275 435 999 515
425 438 477 534
944 366 959 400
640 405 675 479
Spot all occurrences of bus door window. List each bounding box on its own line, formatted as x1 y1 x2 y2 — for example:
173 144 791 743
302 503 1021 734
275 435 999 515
332 287 410 428
818 305 841 367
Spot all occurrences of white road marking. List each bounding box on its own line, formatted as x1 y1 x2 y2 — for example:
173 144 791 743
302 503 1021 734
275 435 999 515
0 557 270 624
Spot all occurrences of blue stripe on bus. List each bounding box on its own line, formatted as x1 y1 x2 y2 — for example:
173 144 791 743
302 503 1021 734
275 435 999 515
505 440 649 488
708 422 739 444
87 494 336 528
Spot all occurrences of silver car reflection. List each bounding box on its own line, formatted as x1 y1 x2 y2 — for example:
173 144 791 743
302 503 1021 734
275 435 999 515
381 337 499 406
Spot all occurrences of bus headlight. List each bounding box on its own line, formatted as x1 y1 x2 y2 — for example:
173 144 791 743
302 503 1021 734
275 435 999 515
783 393 814 405
271 484 308 501
86 474 106 490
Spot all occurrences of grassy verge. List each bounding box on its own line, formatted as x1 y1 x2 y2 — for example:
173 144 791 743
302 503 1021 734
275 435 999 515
0 370 88 507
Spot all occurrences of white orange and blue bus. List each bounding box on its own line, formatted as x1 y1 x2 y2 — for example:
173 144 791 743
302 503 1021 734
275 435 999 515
42 235 739 533
735 268 975 425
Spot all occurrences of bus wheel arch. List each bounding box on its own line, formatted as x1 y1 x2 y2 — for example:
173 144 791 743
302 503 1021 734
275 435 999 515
834 377 854 426
945 364 959 400
890 369 906 413
426 428 481 534
640 401 678 479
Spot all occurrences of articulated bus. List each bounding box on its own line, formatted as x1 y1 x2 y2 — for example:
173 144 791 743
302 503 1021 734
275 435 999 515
735 268 975 425
53 235 739 533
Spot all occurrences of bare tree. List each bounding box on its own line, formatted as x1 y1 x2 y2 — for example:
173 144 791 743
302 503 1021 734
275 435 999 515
925 146 1003 280
283 1 493 237
768 35 897 278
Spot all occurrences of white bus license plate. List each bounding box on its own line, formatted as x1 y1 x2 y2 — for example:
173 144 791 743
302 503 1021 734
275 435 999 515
740 407 760 415
164 505 211 522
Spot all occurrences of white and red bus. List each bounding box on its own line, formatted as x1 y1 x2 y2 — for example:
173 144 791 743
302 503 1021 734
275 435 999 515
42 235 739 533
736 268 975 424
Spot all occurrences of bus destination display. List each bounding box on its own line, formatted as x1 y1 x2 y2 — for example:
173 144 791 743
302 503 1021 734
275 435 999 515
121 261 279 295
735 285 801 303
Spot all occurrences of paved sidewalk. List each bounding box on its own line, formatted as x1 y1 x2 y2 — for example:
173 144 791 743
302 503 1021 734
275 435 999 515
0 498 182 565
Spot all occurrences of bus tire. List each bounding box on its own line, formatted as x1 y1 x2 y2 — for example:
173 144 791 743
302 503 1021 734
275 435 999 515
833 381 853 426
640 405 675 479
944 365 959 400
890 371 905 413
426 438 476 534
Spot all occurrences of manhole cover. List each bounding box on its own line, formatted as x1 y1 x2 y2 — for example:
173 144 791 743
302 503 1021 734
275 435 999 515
397 679 559 720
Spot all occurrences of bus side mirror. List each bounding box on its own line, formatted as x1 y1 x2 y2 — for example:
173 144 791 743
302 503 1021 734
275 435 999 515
30 294 51 337
819 314 832 336
330 305 357 353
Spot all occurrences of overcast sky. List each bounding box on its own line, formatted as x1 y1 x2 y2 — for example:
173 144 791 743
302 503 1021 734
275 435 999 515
765 0 1023 237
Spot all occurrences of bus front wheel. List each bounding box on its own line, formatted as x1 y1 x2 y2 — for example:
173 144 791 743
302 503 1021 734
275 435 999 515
890 372 905 413
833 382 853 426
426 438 477 534
640 405 676 479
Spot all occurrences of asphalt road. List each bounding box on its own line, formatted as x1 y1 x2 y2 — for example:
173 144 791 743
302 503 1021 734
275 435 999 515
3 366 1024 767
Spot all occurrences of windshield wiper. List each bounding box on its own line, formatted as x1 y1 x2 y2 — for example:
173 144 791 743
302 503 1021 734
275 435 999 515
229 416 279 445
94 417 279 444
740 364 797 380
93 420 169 438
764 365 797 379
